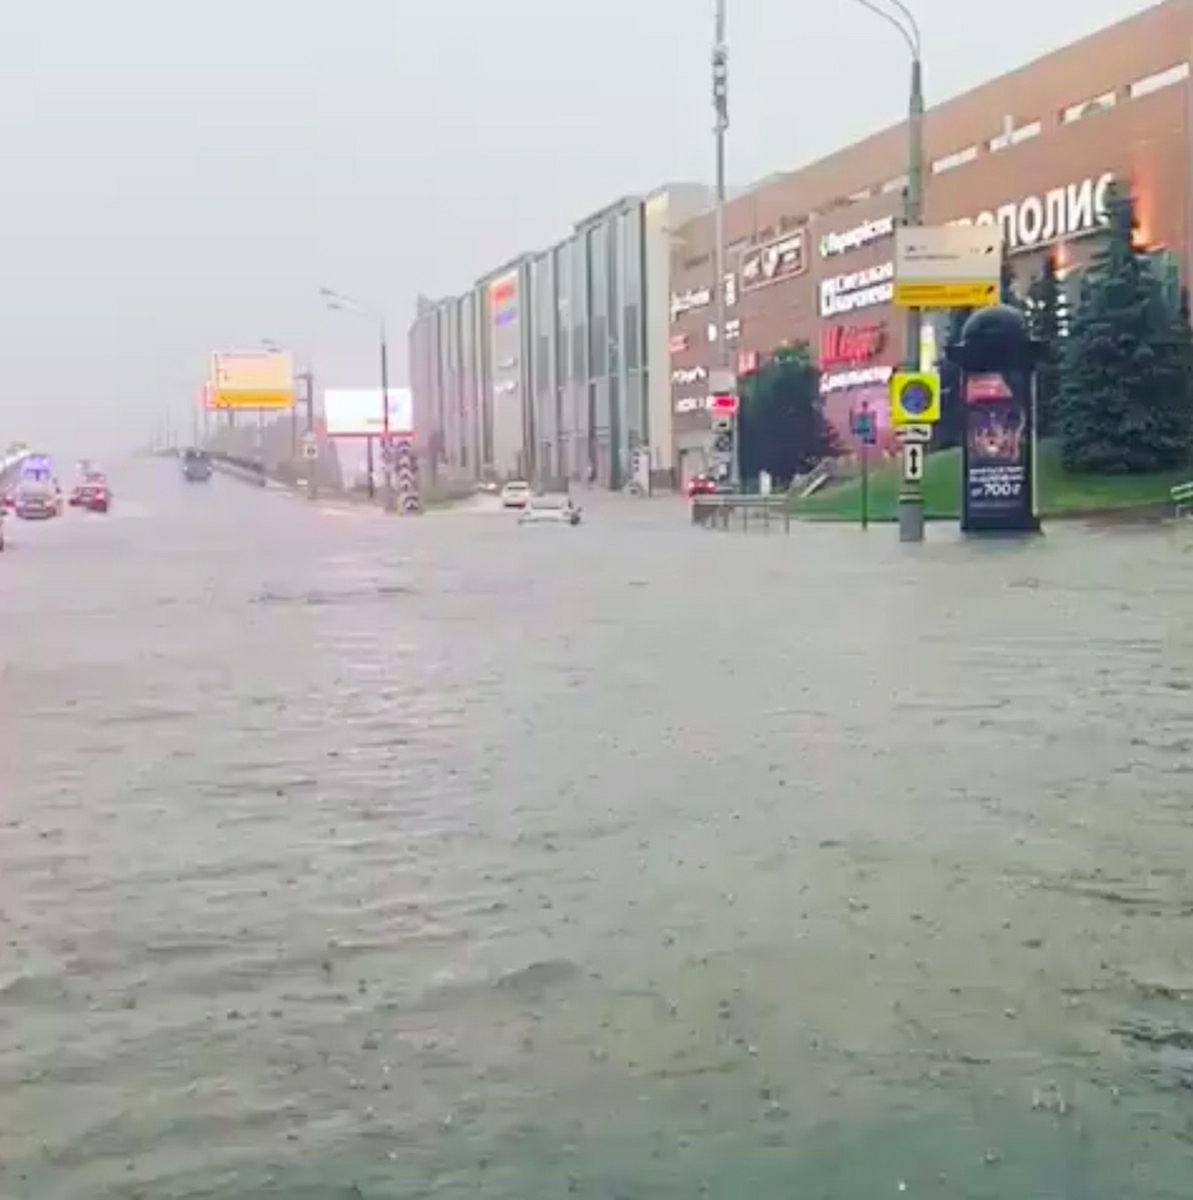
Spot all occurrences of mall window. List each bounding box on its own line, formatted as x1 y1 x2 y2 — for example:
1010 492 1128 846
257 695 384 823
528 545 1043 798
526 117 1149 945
1061 90 1116 124
931 145 978 174
988 119 1041 151
1129 62 1189 99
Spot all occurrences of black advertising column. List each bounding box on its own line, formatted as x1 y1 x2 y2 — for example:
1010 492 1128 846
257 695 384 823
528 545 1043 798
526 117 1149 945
946 305 1043 535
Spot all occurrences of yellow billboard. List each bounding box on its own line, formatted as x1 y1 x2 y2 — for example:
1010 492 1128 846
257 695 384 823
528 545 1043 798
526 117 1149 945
210 349 295 410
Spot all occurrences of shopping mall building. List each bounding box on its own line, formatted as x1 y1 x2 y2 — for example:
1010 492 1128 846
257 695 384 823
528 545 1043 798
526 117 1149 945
409 0 1192 490
407 184 713 489
669 0 1192 483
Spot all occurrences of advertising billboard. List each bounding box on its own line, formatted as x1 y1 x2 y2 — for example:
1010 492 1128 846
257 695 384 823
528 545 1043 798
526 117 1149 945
210 350 295 410
324 388 413 437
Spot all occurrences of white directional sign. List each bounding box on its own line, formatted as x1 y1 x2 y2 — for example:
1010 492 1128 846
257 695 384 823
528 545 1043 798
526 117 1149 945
902 442 925 483
894 225 1000 309
896 424 933 444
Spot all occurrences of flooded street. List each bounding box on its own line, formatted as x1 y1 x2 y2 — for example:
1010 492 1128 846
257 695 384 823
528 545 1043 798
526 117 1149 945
3 461 1193 1198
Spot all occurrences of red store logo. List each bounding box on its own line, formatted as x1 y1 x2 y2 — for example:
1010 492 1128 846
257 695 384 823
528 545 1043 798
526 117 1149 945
820 322 886 368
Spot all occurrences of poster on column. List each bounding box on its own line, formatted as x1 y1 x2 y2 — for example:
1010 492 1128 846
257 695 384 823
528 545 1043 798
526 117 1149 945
961 370 1036 531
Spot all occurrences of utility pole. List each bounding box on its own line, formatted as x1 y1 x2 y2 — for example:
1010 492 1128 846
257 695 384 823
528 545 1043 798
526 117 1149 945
379 320 395 512
297 370 317 500
711 0 738 489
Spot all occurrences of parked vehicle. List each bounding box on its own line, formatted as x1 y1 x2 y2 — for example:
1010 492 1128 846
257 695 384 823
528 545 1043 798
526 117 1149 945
500 480 531 509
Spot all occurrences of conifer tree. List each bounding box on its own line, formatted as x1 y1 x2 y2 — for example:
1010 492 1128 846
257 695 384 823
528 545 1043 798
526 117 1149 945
1027 254 1063 437
1059 181 1193 472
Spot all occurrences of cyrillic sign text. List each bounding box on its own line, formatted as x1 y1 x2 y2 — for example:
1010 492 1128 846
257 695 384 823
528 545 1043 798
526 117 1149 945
820 365 894 395
671 287 711 320
819 262 895 317
819 215 896 258
950 172 1115 255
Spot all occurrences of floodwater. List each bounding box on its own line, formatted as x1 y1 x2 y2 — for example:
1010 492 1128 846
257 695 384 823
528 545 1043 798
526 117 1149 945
3 462 1193 1199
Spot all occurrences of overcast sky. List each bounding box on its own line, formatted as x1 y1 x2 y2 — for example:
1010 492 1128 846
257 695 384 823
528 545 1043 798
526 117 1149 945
0 0 1160 453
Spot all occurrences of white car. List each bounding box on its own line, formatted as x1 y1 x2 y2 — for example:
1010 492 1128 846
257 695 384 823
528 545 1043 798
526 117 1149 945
500 481 531 509
518 493 582 526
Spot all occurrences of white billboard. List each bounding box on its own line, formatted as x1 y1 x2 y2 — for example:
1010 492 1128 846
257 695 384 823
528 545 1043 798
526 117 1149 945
324 388 413 437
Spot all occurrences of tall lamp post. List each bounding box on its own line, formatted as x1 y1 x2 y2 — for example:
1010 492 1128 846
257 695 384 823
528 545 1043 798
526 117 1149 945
851 0 923 371
262 338 316 497
850 0 924 542
711 0 734 487
320 287 395 512
710 0 922 506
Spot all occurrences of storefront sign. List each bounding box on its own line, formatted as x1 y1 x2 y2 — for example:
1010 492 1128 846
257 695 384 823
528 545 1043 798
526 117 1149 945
669 333 689 353
671 286 711 319
950 171 1115 256
674 395 710 414
820 322 886 368
819 215 895 258
737 350 759 375
672 366 708 385
820 364 894 395
819 262 894 316
490 273 518 327
740 231 806 291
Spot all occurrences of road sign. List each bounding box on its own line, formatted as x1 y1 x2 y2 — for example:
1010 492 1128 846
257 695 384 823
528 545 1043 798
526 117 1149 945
852 410 876 445
713 431 733 454
902 442 925 483
890 370 941 426
210 349 296 410
895 423 933 443
893 225 1001 310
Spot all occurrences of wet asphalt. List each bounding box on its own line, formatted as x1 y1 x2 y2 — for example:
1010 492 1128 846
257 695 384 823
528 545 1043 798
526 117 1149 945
2 460 1193 1198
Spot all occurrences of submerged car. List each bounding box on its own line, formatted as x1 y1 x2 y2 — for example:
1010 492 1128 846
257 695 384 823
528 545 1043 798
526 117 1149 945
518 493 582 526
70 470 110 509
181 448 213 481
500 480 531 509
13 480 59 520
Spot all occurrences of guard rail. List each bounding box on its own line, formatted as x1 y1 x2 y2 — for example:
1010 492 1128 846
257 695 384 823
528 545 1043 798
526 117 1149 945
692 491 791 532
1171 480 1193 517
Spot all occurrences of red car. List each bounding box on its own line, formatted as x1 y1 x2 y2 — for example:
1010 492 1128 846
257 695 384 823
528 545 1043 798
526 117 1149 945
71 475 110 512
686 474 718 497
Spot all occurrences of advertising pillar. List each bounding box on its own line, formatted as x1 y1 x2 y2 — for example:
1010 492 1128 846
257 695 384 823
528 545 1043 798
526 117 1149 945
947 305 1042 535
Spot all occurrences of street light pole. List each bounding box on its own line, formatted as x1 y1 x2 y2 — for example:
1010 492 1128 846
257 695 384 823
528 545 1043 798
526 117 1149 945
852 0 924 541
711 0 736 488
320 287 395 511
378 318 395 512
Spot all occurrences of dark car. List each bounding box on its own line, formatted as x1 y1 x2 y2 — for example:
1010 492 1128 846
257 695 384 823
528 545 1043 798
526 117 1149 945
181 448 213 481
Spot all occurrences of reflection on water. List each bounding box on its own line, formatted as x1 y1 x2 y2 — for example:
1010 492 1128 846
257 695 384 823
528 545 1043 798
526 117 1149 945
2 469 1193 1197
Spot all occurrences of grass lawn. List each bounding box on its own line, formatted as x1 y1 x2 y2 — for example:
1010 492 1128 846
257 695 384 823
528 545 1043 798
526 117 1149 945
791 438 1193 522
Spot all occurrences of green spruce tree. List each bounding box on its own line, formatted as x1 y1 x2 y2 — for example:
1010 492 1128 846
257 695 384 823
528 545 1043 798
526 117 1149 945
1027 254 1063 437
1059 181 1193 472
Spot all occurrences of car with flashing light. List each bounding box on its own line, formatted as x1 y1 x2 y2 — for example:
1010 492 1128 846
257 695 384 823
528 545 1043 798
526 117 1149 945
500 480 531 509
13 478 60 520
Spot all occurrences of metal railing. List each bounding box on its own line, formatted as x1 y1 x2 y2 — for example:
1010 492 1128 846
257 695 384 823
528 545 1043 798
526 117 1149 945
692 492 791 532
1171 480 1193 517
